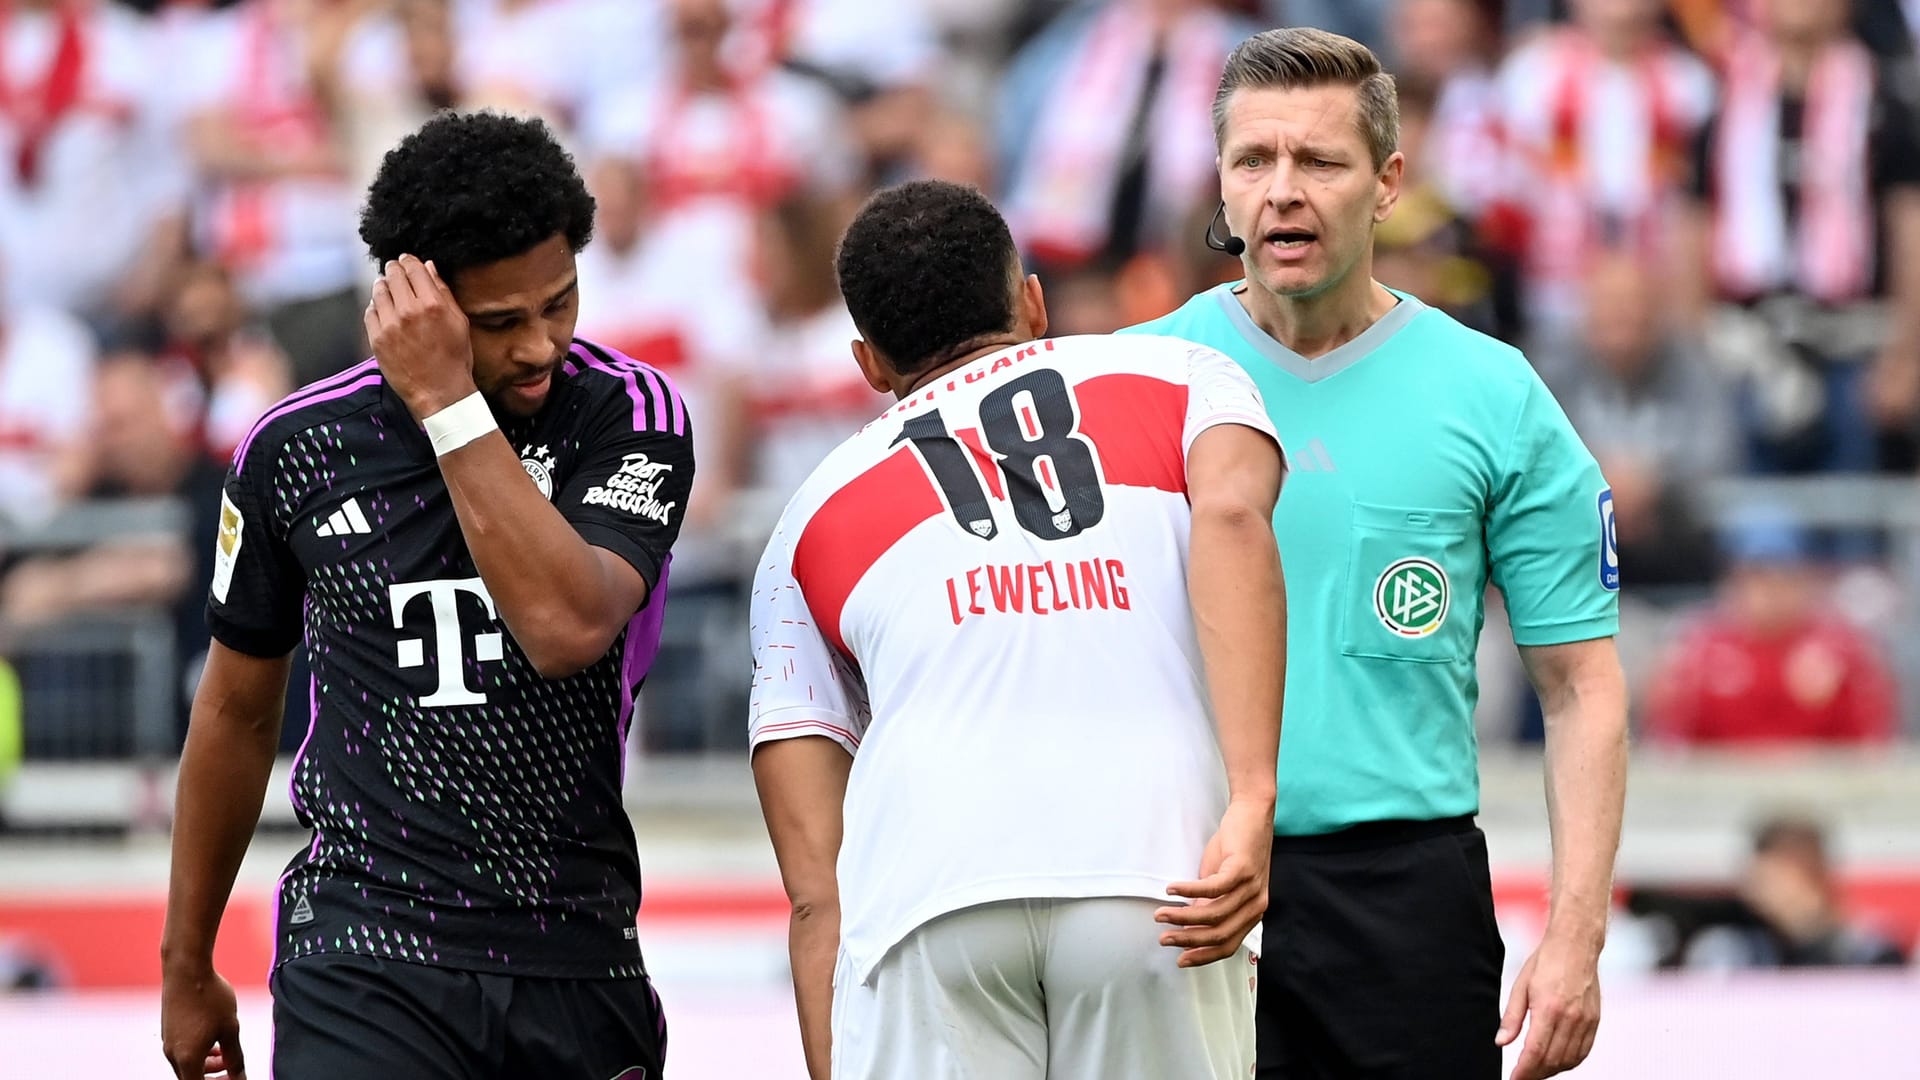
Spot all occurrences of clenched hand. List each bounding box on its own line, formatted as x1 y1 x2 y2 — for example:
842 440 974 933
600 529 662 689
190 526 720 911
161 965 246 1080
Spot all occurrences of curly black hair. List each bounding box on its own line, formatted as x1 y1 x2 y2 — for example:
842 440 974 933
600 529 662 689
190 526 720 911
835 181 1020 377
359 111 595 281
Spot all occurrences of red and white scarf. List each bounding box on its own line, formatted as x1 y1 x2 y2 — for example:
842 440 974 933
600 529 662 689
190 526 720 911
1525 31 1691 284
0 0 115 189
641 75 797 213
1712 34 1877 304
1007 2 1228 268
205 0 334 270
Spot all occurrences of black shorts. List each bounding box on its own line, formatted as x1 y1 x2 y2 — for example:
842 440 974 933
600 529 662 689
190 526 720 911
270 953 668 1080
1256 815 1504 1079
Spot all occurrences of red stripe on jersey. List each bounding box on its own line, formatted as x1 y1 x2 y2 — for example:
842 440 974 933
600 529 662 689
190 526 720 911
793 447 943 657
756 716 862 748
954 427 1005 501
1075 373 1187 495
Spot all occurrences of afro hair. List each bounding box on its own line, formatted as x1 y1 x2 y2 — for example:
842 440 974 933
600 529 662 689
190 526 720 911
835 180 1021 377
358 110 595 283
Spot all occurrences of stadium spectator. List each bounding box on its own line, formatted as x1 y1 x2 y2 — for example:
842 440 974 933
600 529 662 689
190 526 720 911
575 0 851 525
151 259 291 464
0 264 95 529
1386 0 1507 221
315 0 466 198
1684 815 1908 968
905 106 996 191
1542 253 1730 587
0 344 245 746
1675 0 1920 475
179 0 365 387
0 0 187 333
145 260 301 746
570 171 756 544
581 0 858 223
734 0 943 178
1646 512 1899 745
1493 0 1715 340
741 193 880 504
0 353 218 629
998 0 1254 274
462 0 668 125
1372 79 1501 335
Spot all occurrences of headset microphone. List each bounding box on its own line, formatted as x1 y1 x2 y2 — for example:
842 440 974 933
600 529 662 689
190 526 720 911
1203 202 1247 257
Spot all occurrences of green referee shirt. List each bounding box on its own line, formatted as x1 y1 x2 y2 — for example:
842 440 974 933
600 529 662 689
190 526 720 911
1126 285 1619 835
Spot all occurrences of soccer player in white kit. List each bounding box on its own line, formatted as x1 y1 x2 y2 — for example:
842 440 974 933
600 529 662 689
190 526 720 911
748 180 1289 1080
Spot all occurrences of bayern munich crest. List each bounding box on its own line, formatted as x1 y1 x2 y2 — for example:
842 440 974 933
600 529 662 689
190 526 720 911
520 444 557 500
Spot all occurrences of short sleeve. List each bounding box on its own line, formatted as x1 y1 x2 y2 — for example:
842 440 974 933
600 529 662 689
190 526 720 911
554 383 697 591
1486 375 1621 646
747 520 871 757
205 451 304 658
1181 343 1281 458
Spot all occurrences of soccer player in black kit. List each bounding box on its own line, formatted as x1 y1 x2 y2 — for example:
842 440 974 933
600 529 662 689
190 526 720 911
160 112 691 1080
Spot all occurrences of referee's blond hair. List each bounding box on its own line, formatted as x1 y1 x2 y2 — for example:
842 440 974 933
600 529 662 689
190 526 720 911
1212 28 1400 170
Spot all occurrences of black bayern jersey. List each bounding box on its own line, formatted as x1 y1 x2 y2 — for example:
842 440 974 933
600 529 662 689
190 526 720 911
207 339 694 979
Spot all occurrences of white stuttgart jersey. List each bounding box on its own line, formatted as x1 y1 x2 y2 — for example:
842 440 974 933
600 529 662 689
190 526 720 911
748 333 1280 985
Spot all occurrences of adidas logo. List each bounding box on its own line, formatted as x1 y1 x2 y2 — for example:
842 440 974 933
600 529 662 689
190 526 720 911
1290 438 1338 473
317 498 373 538
289 895 315 925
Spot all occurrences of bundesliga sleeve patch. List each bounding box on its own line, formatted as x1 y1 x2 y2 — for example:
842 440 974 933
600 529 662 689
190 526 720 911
211 491 244 603
581 452 679 526
1599 488 1620 592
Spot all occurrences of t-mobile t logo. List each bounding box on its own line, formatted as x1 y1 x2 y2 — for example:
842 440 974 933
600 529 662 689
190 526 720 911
389 577 503 707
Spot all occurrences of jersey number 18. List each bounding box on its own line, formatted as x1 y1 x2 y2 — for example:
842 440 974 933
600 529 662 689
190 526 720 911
893 368 1106 542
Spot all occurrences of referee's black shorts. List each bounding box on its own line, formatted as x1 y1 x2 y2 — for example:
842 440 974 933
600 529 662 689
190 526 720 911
271 953 668 1079
1256 815 1504 1079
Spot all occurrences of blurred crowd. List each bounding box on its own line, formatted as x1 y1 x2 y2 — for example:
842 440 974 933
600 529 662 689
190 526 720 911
3 0 1920 757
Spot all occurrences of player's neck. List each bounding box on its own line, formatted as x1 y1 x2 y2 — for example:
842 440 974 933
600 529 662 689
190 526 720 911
1237 274 1398 360
900 334 1030 396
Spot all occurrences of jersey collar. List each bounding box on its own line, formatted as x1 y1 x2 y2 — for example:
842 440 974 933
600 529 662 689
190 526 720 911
1212 284 1424 384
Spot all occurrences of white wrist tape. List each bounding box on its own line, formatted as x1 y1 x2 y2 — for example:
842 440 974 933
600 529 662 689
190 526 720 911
423 392 497 457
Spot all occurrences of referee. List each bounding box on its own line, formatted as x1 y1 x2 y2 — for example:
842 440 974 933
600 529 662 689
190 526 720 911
1126 29 1628 1080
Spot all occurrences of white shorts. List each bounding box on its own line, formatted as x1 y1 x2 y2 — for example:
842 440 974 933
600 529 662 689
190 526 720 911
831 896 1257 1080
